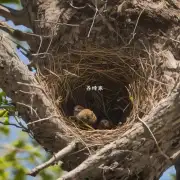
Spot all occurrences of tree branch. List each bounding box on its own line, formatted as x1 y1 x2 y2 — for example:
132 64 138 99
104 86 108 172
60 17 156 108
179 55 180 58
0 120 22 129
27 141 78 177
0 4 31 28
59 92 180 180
0 30 69 153
0 21 44 53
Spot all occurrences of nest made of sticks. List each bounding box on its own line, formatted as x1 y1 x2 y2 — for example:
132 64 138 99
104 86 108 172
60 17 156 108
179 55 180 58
35 40 168 149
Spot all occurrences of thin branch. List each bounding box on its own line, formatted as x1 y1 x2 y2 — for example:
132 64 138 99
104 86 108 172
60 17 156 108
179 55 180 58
0 104 15 109
169 37 180 44
17 82 49 99
128 7 146 45
34 20 79 27
27 115 60 126
0 144 33 153
58 149 134 180
27 141 78 177
137 116 171 162
17 82 42 90
0 22 49 55
69 0 87 9
171 150 180 162
14 115 31 133
0 22 34 42
148 77 169 86
87 1 98 38
17 90 36 95
0 120 22 129
0 115 30 133
16 102 39 118
0 4 31 28
167 74 180 96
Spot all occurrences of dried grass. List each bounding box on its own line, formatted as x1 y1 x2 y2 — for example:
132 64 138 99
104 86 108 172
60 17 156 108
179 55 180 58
35 42 168 150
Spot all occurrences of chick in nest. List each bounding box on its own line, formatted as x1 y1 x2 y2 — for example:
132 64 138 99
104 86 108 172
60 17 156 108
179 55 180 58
73 105 97 127
97 119 113 130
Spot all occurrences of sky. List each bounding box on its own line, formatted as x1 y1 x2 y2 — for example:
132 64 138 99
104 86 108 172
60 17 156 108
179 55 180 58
0 2 177 180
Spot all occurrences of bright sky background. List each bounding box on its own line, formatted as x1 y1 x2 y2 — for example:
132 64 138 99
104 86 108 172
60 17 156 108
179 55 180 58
0 2 176 180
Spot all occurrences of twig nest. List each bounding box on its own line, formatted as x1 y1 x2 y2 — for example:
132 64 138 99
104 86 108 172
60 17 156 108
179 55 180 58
39 43 168 146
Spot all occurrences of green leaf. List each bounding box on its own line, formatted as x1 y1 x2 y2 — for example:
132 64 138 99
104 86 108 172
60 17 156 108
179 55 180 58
23 144 34 151
0 91 6 105
40 171 55 180
0 0 20 4
0 126 9 135
13 140 25 148
0 109 8 117
3 116 9 125
169 173 176 180
0 157 13 169
28 154 36 164
14 168 26 180
0 91 6 98
3 99 8 105
0 109 9 123
4 151 16 161
0 170 9 180
129 96 134 102
39 165 62 180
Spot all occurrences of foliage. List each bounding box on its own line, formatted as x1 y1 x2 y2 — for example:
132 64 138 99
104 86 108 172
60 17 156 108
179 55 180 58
0 133 62 180
170 174 176 180
0 89 61 180
0 90 10 125
0 0 20 4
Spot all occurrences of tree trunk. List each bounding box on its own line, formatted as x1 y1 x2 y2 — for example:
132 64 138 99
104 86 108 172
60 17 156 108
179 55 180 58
0 30 69 152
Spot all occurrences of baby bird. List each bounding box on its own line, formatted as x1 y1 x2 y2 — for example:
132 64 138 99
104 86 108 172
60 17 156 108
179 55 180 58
73 105 97 126
97 119 112 130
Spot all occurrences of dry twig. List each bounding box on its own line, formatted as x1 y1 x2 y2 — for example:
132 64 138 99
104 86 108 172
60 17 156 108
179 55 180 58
27 141 78 177
27 115 60 126
137 115 171 162
128 7 146 44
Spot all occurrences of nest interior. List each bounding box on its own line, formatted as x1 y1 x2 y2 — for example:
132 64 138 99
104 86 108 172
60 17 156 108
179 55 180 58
59 48 135 127
62 78 132 126
36 41 167 147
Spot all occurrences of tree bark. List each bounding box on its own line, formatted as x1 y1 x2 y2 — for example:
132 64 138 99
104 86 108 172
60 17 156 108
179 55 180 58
0 30 69 152
0 0 180 179
175 158 180 180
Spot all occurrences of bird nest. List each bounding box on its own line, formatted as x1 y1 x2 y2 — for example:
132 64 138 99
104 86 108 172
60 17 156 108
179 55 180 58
36 42 168 148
